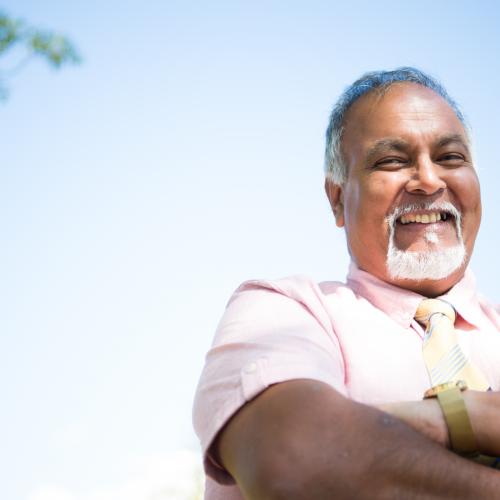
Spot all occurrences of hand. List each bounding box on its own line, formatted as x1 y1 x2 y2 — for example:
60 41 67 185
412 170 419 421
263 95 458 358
467 390 500 457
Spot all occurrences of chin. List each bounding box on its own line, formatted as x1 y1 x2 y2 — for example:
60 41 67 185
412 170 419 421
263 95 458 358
386 244 467 282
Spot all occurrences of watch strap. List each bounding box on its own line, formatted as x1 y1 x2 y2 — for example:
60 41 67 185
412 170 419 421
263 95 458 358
436 386 477 454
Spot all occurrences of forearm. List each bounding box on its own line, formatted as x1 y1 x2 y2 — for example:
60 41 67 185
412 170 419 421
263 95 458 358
378 390 500 456
218 380 500 499
377 398 450 447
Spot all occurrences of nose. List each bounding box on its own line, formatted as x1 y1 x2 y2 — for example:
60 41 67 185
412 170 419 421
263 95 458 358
405 156 446 195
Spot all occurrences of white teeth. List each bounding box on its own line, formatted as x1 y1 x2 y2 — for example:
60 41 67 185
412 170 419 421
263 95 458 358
398 211 449 225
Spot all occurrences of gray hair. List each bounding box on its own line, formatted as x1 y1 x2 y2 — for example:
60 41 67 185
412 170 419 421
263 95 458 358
324 67 468 185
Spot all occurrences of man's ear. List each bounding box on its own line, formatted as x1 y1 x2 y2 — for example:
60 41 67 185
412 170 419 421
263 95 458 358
324 178 345 228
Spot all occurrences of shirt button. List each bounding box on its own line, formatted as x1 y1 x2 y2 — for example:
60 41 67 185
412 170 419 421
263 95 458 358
244 362 257 374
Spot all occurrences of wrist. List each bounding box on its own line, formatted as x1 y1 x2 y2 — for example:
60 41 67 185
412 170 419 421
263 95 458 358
423 381 475 453
377 399 450 447
418 398 451 448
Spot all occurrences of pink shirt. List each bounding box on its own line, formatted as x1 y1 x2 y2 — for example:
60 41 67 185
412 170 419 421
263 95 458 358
193 264 500 500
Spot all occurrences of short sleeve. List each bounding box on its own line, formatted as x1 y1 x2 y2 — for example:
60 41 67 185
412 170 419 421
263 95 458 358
192 276 346 485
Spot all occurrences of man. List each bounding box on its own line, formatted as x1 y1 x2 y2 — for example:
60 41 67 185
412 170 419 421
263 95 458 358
193 67 500 499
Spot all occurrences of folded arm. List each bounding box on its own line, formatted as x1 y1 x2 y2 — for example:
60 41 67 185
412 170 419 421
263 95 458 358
215 379 500 500
379 390 500 457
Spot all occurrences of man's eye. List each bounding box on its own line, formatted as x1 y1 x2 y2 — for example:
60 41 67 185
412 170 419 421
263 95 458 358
374 157 406 168
439 153 465 162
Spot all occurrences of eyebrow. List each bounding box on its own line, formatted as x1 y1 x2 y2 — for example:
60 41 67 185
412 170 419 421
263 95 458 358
365 133 471 161
434 133 470 150
365 138 410 160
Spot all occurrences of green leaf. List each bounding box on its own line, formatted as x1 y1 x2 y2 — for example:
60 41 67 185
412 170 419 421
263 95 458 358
0 11 82 99
0 12 23 54
28 31 81 67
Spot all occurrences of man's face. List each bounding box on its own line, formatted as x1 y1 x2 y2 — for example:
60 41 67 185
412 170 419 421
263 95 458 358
326 83 481 296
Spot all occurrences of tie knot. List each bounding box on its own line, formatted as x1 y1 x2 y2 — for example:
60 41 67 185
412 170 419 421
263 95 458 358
415 298 456 326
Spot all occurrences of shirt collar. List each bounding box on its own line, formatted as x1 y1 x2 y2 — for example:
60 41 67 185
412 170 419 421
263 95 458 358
345 261 482 329
440 269 483 328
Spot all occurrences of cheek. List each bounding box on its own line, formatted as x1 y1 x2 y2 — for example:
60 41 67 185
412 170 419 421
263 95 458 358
440 168 481 251
449 169 481 220
345 174 401 220
343 175 399 238
342 183 361 228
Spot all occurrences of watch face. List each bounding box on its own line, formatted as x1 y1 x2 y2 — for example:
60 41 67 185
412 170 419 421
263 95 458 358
424 383 454 399
435 382 457 392
423 380 468 399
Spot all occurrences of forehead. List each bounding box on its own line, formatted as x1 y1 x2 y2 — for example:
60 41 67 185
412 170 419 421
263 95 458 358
341 83 468 158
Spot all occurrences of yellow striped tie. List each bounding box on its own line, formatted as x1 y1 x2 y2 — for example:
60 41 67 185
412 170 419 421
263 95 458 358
415 298 489 391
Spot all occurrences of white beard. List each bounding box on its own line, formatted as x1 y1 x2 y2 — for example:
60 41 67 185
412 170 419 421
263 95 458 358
385 202 467 281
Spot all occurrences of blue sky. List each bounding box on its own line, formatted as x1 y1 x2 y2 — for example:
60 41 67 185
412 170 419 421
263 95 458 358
2 1 500 498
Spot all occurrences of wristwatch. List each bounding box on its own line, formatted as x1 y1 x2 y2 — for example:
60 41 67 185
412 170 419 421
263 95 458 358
423 380 478 456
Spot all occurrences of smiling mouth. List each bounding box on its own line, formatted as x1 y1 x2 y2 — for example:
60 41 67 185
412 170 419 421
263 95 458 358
386 202 463 240
397 211 455 225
